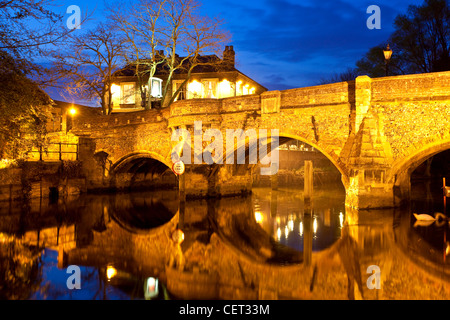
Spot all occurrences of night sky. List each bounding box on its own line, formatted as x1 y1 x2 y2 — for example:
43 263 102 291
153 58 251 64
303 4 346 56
48 0 425 105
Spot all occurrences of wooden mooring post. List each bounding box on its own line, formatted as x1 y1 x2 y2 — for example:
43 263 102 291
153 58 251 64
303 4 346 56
178 173 186 229
304 161 313 209
303 161 313 266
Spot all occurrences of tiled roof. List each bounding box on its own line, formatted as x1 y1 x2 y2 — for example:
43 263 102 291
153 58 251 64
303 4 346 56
113 54 237 77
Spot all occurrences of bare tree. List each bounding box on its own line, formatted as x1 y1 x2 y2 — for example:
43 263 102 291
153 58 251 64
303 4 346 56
109 0 230 110
391 0 450 73
48 23 125 115
318 67 361 85
110 0 167 110
0 0 85 59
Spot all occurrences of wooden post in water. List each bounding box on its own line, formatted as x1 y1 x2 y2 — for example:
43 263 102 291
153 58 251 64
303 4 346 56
303 213 313 266
443 178 447 216
270 162 279 218
303 160 313 266
270 190 278 218
178 173 186 229
271 162 278 191
304 161 313 209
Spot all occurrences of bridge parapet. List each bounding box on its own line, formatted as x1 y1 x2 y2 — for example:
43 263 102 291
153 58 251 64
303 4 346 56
371 71 450 102
55 71 450 209
72 108 170 134
279 81 351 109
168 96 261 129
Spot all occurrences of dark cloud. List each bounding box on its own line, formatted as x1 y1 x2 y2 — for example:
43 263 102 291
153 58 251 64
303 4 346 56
206 0 423 89
233 0 387 62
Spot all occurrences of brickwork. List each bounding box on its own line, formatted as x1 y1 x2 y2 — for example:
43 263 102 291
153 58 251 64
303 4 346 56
61 71 450 209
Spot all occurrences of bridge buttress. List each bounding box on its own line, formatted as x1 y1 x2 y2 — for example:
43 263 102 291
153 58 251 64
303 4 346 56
344 108 397 209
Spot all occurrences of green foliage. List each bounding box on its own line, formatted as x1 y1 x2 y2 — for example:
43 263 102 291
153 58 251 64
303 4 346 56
0 50 52 159
0 239 42 300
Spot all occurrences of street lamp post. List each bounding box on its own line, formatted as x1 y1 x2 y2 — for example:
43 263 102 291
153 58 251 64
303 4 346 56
66 106 77 132
383 44 393 77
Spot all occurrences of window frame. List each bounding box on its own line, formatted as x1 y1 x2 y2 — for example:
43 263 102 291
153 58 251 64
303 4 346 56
121 82 136 105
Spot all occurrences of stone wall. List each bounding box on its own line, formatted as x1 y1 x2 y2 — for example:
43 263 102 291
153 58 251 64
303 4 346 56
0 168 23 202
0 162 87 202
53 70 450 208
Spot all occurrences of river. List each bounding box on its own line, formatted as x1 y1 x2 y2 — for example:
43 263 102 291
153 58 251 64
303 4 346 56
0 179 448 300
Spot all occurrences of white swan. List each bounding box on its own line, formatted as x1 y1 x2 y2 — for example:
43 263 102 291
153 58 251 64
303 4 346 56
414 213 437 221
413 213 448 227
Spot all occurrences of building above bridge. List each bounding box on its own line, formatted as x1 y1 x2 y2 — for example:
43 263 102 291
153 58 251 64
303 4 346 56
109 46 268 113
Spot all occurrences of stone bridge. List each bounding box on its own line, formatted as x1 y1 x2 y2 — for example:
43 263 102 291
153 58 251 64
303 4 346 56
69 71 450 209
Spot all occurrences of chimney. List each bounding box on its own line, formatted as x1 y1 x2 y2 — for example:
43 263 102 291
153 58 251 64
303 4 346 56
223 45 235 68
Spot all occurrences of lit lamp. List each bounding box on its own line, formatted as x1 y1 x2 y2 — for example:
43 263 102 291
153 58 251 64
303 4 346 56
106 265 117 281
383 44 393 77
67 106 77 132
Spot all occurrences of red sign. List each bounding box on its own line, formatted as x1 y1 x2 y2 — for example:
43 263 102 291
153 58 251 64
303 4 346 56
172 161 185 176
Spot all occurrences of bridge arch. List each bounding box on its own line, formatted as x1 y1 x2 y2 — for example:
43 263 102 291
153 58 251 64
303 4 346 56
111 151 172 172
388 133 450 185
277 132 348 181
221 130 348 187
110 151 177 190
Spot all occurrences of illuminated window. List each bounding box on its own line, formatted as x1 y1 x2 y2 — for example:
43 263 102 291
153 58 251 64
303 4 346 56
173 80 186 101
202 79 218 99
236 81 243 96
219 79 234 98
243 84 249 95
187 80 203 99
121 83 135 104
111 83 121 107
111 84 120 99
149 77 162 98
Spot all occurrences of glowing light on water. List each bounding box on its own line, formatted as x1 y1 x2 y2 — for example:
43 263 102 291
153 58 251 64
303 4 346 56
288 219 294 232
339 212 344 228
285 226 289 239
313 218 318 234
106 266 117 280
277 228 281 241
255 211 263 223
299 222 303 236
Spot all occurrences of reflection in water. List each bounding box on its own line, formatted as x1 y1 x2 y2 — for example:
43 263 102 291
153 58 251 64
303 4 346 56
0 234 41 300
0 190 178 300
106 190 179 232
0 181 449 300
310 224 365 300
252 185 346 252
409 180 450 264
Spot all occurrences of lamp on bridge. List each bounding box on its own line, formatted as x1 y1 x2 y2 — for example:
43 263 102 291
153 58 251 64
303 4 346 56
66 106 77 132
69 107 77 116
383 44 393 77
